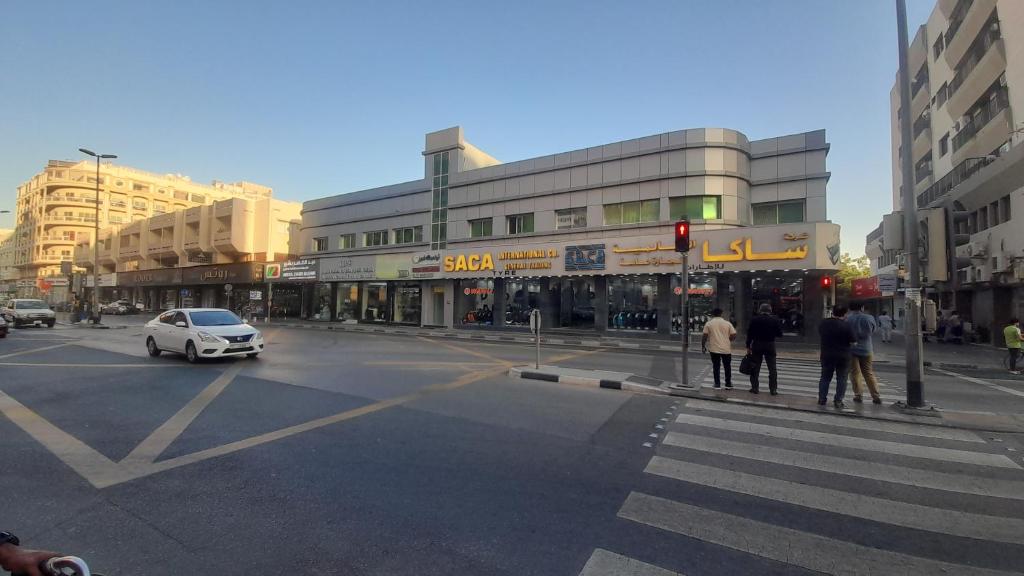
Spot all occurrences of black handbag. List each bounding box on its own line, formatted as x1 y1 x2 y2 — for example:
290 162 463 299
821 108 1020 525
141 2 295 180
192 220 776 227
738 353 754 375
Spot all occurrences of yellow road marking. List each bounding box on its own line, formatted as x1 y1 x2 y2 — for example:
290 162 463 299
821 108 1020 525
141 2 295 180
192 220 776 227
0 389 121 486
420 337 515 367
363 360 494 366
0 343 73 360
548 348 602 363
121 362 245 465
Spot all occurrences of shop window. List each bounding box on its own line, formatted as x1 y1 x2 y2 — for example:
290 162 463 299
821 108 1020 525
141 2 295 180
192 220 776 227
669 196 721 220
506 213 534 235
393 226 423 245
335 282 360 321
752 200 805 225
364 230 389 247
361 282 388 321
339 233 356 249
504 280 541 325
458 279 496 325
469 218 492 238
312 237 328 252
608 276 659 330
603 200 659 225
555 207 587 230
751 276 805 334
393 283 421 324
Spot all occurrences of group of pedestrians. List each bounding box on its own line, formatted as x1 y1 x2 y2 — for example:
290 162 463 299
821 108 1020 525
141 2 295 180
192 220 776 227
700 303 785 394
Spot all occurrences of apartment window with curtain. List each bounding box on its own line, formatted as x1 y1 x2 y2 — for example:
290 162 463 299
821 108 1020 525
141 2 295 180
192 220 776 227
469 218 492 238
752 200 805 225
364 230 389 247
313 237 328 252
339 234 356 249
506 213 534 235
555 207 587 230
603 200 659 225
393 226 423 244
669 196 722 220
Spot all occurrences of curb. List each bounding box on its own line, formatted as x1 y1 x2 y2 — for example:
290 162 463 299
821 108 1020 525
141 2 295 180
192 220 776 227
509 366 669 394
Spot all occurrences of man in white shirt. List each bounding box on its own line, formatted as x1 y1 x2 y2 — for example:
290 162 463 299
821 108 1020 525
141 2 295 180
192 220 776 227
702 308 737 388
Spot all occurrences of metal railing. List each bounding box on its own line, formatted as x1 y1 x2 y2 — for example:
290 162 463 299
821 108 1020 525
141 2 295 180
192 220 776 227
952 91 1009 152
948 26 1001 98
866 226 884 243
945 0 974 47
913 114 930 140
915 163 932 184
46 194 100 205
916 155 995 207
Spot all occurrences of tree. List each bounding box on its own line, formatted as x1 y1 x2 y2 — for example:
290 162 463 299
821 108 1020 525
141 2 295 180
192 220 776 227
835 252 870 303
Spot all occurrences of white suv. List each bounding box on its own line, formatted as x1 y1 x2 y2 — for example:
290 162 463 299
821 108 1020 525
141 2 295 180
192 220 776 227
1 299 56 328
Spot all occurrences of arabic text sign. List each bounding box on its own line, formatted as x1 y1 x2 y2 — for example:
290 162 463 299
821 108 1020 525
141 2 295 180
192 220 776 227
320 255 376 281
878 274 898 296
851 276 881 299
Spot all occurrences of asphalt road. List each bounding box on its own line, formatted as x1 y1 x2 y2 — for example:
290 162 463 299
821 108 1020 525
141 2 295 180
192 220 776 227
3 322 1024 575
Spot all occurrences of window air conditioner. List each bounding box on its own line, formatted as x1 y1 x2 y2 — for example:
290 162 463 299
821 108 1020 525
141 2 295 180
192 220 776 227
968 240 989 258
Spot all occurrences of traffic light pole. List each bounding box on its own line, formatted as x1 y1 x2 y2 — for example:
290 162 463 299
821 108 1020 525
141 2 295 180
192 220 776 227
681 252 689 388
897 0 925 406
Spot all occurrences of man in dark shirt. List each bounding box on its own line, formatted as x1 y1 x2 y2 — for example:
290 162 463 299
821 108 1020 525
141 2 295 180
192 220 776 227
818 305 856 408
746 303 784 395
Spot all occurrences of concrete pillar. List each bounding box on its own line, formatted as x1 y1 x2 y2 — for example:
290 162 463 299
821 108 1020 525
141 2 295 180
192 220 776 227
715 274 731 315
657 274 672 335
560 279 573 327
733 274 750 338
803 273 824 341
536 277 557 329
443 280 455 328
493 277 505 328
594 275 608 333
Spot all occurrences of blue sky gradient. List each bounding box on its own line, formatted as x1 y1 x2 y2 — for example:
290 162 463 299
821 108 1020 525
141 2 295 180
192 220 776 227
0 0 933 255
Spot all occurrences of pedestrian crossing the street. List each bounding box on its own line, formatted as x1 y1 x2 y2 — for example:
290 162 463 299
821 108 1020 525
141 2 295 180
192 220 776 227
695 357 905 401
579 399 1024 576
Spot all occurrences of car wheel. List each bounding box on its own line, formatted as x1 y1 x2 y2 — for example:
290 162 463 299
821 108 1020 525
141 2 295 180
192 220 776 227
246 353 259 359
46 320 55 328
146 336 161 357
186 340 200 364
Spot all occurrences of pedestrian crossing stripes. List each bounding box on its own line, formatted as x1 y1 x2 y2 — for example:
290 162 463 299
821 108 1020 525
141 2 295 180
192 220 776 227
696 357 904 402
583 396 1024 575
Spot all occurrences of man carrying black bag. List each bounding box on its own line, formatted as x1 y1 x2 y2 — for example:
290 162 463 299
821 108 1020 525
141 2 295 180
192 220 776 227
746 303 783 395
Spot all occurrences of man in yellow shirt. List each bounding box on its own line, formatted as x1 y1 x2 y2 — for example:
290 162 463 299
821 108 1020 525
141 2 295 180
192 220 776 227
702 308 737 388
1005 318 1022 375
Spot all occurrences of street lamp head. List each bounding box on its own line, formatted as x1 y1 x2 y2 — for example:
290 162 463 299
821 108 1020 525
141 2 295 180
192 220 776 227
100 154 117 159
78 148 97 157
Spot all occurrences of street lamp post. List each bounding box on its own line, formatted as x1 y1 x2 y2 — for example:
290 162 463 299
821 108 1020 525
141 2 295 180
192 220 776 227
895 0 925 407
78 148 117 324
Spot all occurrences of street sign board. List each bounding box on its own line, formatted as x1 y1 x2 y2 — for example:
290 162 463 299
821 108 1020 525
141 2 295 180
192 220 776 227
529 308 541 335
224 283 234 294
878 273 898 296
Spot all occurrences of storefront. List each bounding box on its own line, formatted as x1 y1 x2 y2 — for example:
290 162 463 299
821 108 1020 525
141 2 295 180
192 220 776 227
443 222 841 339
118 268 183 311
317 251 443 325
117 263 264 314
265 260 319 319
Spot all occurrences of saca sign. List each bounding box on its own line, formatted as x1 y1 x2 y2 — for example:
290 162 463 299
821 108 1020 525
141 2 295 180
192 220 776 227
444 253 494 272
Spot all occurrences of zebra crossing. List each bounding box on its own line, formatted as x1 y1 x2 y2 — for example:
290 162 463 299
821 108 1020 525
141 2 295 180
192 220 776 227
579 399 1024 576
696 356 905 401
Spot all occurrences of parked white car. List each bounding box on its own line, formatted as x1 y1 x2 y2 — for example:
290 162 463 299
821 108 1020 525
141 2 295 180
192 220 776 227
1 299 56 328
144 308 264 362
0 314 8 338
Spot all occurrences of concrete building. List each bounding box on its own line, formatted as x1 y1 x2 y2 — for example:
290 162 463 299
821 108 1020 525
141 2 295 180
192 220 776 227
6 159 273 302
73 196 301 313
867 0 1024 344
300 126 841 338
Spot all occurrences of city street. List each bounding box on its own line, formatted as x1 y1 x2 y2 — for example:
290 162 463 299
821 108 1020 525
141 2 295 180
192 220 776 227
3 322 1024 574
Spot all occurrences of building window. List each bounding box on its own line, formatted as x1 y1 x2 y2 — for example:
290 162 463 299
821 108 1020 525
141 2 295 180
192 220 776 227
936 82 948 108
506 213 535 235
313 237 328 252
603 200 660 226
132 182 147 192
555 207 587 230
990 201 1000 226
752 200 805 225
393 226 423 244
339 233 356 249
430 150 450 250
469 218 492 238
1000 195 1011 223
933 35 944 59
669 196 722 220
939 133 949 157
364 230 389 247
979 206 988 230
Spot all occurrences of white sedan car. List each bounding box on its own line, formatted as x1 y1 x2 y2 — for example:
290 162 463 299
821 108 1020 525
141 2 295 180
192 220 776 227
144 308 264 363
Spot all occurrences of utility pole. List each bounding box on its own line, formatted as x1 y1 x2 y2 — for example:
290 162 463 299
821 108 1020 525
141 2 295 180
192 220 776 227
896 0 925 406
79 148 117 324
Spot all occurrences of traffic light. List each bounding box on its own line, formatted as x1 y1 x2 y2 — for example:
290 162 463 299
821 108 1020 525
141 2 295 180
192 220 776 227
821 276 833 289
674 220 690 253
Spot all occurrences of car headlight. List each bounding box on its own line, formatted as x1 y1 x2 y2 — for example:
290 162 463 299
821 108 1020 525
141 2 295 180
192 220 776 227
252 331 263 341
197 331 225 344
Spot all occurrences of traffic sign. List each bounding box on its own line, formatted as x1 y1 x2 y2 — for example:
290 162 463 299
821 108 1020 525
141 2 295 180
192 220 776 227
225 283 234 294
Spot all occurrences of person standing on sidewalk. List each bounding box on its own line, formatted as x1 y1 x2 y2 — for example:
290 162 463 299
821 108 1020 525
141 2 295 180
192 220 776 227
846 301 882 404
702 308 737 389
877 310 893 343
1005 318 1022 375
746 303 783 395
818 305 856 408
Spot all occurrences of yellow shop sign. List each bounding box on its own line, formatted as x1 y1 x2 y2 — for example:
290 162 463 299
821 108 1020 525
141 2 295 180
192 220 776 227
444 253 495 272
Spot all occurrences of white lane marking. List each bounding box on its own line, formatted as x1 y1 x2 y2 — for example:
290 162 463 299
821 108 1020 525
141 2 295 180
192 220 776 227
663 432 1024 500
674 413 1020 469
934 368 1024 399
0 343 72 360
685 399 983 443
646 456 1024 545
618 492 1016 576
578 549 682 576
732 383 904 402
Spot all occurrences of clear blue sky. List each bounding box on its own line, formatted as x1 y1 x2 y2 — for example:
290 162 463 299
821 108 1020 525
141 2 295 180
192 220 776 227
0 0 933 256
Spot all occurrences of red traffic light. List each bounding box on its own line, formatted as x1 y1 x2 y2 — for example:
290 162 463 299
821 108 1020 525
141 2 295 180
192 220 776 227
821 276 833 288
674 220 690 253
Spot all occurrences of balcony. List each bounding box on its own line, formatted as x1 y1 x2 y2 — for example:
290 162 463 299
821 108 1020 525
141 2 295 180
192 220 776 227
866 225 883 243
916 155 994 208
37 251 73 264
37 235 77 245
45 194 100 207
944 0 996 69
952 89 1009 151
108 199 128 210
947 36 1005 118
912 116 931 161
952 104 1010 166
43 215 97 227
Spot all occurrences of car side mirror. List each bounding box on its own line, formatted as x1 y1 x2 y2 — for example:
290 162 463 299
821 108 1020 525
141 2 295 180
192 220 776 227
175 321 188 328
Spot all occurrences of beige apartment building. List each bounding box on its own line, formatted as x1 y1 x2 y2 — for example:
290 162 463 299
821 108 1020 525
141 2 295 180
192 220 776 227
73 196 301 311
2 159 275 301
866 0 1024 344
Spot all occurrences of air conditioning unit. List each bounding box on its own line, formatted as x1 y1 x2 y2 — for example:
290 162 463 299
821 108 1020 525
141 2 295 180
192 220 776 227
992 255 1009 273
968 240 989 258
1014 259 1024 280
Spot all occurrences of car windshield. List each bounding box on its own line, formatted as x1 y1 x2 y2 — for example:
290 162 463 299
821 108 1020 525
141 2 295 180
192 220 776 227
15 300 48 309
188 310 243 326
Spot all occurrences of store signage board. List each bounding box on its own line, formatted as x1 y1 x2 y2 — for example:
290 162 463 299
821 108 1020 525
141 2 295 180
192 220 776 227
271 259 319 281
878 273 898 296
